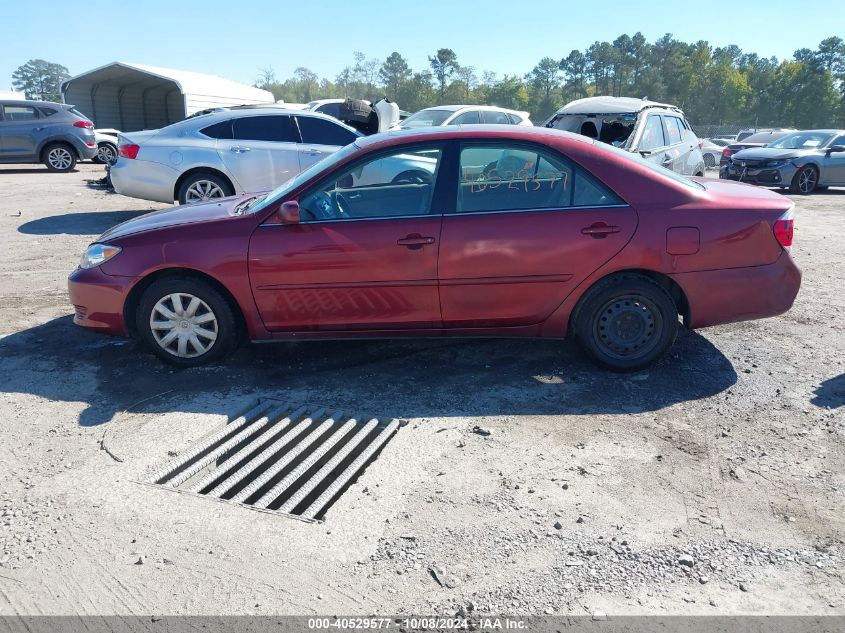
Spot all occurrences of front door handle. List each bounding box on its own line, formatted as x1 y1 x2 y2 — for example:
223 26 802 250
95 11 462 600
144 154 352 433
661 154 672 166
230 146 251 153
581 222 620 239
304 149 323 156
397 234 435 250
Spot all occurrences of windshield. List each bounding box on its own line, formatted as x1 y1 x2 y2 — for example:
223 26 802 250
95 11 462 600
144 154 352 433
400 109 452 129
252 143 361 213
767 131 835 149
599 141 705 190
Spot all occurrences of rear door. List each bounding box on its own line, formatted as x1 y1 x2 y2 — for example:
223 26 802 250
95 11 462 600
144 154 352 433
295 115 359 170
0 104 40 160
248 143 447 331
217 115 301 193
438 142 637 328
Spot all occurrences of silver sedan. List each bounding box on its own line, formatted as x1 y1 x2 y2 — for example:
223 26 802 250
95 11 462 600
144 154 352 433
110 109 362 205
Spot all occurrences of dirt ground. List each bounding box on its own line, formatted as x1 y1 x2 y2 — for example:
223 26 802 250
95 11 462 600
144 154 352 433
0 163 843 617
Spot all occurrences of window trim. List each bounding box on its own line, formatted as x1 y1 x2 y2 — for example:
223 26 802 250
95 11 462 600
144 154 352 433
449 139 629 215
291 141 452 225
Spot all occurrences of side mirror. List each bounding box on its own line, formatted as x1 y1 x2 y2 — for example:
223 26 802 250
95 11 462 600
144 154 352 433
278 200 300 224
827 145 845 154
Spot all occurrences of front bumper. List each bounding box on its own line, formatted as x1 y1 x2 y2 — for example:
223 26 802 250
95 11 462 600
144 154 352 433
719 162 797 186
68 267 135 336
671 251 801 329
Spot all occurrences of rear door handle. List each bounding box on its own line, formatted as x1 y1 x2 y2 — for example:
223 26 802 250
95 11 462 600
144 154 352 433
581 223 620 239
304 149 323 156
397 234 435 250
230 146 251 153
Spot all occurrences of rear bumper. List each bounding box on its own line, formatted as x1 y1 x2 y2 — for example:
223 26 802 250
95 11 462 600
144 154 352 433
671 251 801 329
68 267 134 336
110 158 179 203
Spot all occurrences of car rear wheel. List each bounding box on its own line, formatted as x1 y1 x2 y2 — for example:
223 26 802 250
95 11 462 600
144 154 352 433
137 277 238 367
177 173 234 205
790 165 818 194
703 154 716 168
95 142 117 164
572 274 678 372
43 143 77 172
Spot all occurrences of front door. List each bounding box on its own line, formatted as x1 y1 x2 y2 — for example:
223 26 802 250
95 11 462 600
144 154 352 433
438 142 638 328
821 134 845 184
248 144 446 331
217 115 301 193
294 115 359 171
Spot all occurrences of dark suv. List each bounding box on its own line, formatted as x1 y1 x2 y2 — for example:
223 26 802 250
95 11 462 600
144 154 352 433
0 100 97 172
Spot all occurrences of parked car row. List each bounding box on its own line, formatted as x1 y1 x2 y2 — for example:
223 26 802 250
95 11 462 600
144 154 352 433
720 129 845 193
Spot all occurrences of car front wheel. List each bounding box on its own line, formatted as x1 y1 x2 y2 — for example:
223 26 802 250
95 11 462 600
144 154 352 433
137 277 239 366
790 165 818 194
572 274 678 372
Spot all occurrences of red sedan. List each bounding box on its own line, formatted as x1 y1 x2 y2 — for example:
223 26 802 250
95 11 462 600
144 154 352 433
69 126 800 371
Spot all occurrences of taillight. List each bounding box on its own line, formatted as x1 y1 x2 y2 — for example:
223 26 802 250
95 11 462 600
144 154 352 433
73 120 93 129
773 210 794 248
118 144 140 159
720 148 733 164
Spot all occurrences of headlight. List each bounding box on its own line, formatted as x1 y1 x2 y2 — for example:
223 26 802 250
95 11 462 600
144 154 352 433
79 243 122 269
767 160 789 168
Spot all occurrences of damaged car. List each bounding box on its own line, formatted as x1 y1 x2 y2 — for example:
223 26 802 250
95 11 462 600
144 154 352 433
544 96 706 177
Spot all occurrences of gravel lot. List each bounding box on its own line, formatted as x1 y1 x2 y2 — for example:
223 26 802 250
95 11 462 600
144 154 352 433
0 163 843 616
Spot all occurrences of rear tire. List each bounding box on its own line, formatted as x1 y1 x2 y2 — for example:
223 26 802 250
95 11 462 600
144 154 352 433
790 165 818 194
703 154 716 168
43 143 77 172
177 172 234 205
136 276 239 367
572 274 678 372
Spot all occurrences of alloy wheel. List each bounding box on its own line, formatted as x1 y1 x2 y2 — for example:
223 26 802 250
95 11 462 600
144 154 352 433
97 145 116 164
48 147 73 170
149 293 218 358
185 180 225 203
798 167 817 194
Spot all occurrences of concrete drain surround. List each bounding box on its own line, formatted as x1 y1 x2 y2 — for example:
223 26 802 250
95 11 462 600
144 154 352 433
146 401 402 521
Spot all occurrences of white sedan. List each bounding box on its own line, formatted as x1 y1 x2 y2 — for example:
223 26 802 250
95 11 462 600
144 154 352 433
398 105 532 129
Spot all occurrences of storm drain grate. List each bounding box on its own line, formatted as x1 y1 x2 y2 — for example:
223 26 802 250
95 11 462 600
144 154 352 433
146 400 403 521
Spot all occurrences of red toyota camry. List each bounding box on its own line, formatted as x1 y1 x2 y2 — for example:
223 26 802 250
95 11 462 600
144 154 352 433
69 126 800 371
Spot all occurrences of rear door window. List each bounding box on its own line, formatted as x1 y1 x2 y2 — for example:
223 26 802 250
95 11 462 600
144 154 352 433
315 102 342 118
231 115 297 142
482 110 511 125
449 110 482 125
638 115 666 151
663 117 683 145
296 116 358 146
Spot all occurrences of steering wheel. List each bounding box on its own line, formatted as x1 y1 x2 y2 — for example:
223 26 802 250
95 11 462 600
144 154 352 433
334 192 351 217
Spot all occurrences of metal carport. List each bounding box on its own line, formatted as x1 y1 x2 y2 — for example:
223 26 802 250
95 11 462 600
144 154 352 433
61 62 273 131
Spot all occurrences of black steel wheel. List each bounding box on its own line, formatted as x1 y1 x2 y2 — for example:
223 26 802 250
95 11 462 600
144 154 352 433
572 274 679 372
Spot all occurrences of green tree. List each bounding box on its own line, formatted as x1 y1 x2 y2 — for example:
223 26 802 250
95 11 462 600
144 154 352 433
379 52 412 98
525 57 561 120
12 59 70 101
429 48 459 100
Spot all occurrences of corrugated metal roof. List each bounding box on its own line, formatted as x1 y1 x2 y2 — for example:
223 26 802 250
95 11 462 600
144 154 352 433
63 61 272 103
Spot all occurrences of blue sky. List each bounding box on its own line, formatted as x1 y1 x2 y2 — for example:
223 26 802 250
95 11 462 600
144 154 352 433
3 0 844 92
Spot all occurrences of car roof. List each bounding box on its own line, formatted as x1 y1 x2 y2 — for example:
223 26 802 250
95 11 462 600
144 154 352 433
554 96 681 115
174 107 361 135
354 124 591 150
0 99 70 108
418 104 525 114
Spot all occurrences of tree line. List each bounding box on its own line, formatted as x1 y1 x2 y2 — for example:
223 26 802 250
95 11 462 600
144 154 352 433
256 34 845 128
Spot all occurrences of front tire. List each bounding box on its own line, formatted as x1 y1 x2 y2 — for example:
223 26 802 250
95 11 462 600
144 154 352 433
790 165 818 194
177 172 234 205
572 274 679 372
43 143 77 172
136 277 239 367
